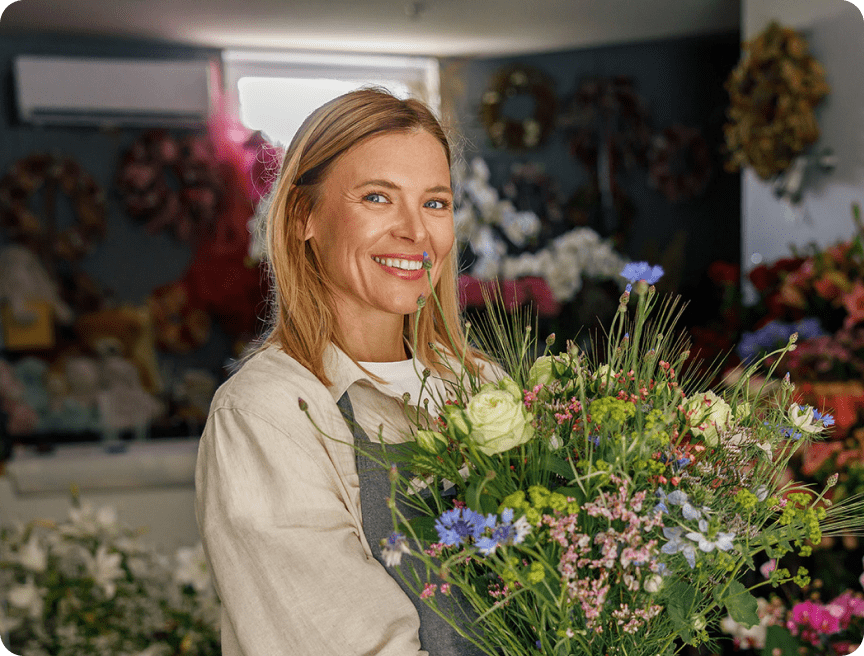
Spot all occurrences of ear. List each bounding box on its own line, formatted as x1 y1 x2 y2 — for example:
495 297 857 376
298 212 315 242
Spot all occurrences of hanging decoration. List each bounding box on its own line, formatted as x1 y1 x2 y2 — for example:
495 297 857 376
0 154 107 262
115 130 223 243
723 21 830 181
558 76 652 172
479 65 557 150
647 125 713 203
558 76 652 237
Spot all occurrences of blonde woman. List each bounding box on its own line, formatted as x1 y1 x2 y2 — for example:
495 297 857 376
195 89 489 655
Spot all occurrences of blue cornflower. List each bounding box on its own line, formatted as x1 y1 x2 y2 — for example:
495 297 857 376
674 457 691 471
812 409 835 427
780 426 803 440
661 526 696 568
475 508 531 556
621 262 664 292
434 507 492 546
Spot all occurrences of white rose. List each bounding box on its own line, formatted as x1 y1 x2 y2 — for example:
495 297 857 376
683 391 734 446
527 356 556 389
465 379 535 456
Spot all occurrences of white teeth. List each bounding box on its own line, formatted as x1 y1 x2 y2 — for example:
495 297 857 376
373 256 423 271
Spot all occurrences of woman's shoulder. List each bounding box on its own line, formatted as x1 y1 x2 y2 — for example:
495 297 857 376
209 346 327 426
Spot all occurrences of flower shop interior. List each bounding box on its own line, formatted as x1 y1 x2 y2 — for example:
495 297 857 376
1 0 864 653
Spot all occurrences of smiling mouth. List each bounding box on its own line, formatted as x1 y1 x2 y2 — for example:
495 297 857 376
372 256 424 271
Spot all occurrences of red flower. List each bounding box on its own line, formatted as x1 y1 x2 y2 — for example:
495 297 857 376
708 261 739 285
842 281 864 328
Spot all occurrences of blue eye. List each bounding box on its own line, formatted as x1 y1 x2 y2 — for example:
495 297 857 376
364 193 389 203
424 199 450 210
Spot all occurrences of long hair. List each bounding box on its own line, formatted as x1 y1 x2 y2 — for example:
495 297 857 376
253 88 482 387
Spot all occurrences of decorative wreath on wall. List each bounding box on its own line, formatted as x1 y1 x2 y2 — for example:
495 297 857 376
0 154 107 262
558 76 653 172
647 125 712 203
116 130 223 243
480 65 557 150
723 21 830 180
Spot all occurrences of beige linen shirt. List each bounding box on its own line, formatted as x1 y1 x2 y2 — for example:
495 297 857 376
195 344 468 656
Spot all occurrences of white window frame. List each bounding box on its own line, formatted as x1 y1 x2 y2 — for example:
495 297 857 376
221 50 441 145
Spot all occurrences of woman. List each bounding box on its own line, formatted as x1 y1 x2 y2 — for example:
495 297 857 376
195 88 490 655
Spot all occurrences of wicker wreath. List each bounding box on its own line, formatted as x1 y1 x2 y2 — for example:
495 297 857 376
480 65 557 150
0 154 107 261
723 21 830 180
647 125 712 203
116 130 222 243
559 76 652 172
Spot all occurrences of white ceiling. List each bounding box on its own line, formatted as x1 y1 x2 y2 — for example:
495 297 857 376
1 0 740 57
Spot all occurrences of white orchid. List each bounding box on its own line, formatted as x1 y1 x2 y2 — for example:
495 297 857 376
82 544 124 599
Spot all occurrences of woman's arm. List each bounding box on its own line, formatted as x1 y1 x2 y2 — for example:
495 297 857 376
195 404 426 656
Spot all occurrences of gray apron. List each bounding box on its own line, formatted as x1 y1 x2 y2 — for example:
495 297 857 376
337 392 485 656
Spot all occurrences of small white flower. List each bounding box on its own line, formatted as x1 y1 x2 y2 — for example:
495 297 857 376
788 403 823 434
16 533 47 573
8 575 44 619
644 574 664 593
380 533 411 567
174 543 212 595
83 544 124 599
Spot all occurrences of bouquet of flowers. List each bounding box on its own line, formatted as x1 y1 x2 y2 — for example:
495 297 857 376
320 260 864 655
0 490 220 656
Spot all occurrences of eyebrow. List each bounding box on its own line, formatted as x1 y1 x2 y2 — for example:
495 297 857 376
355 179 452 194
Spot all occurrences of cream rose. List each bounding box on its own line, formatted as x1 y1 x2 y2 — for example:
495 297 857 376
527 356 556 389
465 379 535 456
683 391 734 446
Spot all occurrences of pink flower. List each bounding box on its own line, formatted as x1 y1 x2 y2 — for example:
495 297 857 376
420 583 437 599
760 559 777 579
828 591 864 628
789 601 842 643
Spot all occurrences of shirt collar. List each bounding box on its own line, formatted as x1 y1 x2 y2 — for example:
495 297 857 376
323 343 412 404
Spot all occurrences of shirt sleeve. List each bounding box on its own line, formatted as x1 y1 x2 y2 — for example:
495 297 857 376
195 403 427 656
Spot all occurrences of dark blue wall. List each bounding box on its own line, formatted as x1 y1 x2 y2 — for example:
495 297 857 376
443 31 742 297
0 32 232 379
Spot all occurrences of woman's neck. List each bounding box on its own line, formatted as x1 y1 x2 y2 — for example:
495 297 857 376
337 314 408 363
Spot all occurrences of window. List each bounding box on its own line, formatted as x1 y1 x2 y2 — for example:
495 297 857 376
222 50 441 147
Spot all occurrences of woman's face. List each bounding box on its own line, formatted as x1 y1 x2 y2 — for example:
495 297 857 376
304 129 455 329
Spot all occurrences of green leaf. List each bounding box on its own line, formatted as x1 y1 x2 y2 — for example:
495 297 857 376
665 580 696 644
398 516 439 542
546 455 577 482
717 580 760 628
761 625 800 656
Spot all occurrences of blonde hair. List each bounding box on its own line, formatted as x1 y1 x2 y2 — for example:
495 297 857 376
254 88 482 387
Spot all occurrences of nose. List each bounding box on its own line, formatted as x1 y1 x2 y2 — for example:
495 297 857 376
391 202 429 243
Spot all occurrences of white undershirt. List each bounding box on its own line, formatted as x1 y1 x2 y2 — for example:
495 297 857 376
358 358 448 417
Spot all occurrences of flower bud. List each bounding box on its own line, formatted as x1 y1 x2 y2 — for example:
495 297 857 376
826 473 839 488
298 398 308 412
546 333 556 347
417 294 427 308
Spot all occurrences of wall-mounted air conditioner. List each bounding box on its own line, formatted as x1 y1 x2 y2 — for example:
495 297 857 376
13 55 213 128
